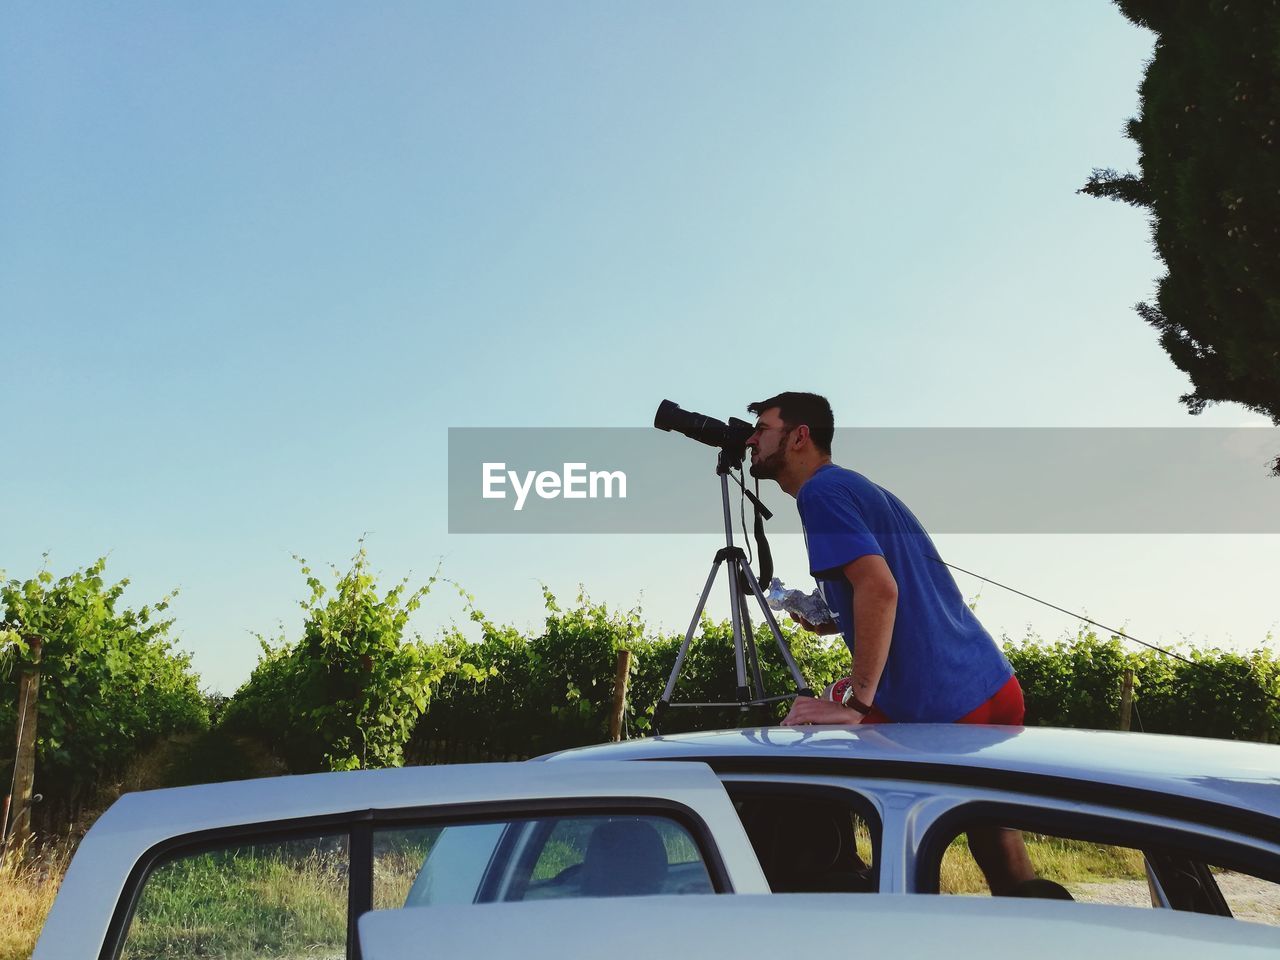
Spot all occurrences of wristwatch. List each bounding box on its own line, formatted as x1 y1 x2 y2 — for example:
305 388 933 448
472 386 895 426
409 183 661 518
840 686 874 715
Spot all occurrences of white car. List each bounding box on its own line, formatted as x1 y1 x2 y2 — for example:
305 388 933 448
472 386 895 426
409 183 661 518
34 725 1280 959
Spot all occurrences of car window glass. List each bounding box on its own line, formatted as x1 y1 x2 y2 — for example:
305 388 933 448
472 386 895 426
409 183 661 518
937 825 1280 926
380 813 713 908
373 826 446 910
119 833 348 960
939 829 1150 906
731 791 876 893
529 817 595 882
525 816 712 898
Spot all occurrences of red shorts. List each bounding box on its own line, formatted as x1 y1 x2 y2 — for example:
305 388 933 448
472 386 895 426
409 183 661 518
859 675 1025 726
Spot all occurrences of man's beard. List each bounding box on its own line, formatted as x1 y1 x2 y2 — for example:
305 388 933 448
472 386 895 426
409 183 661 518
749 449 784 480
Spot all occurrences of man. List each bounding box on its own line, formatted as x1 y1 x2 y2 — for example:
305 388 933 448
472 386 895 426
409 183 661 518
744 391 1034 894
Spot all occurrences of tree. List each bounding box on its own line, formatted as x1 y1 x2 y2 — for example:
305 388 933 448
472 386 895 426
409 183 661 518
1082 0 1280 474
222 545 450 772
0 558 208 817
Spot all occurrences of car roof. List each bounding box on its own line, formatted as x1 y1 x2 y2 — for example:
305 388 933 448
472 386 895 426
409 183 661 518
82 760 724 843
360 894 1280 959
543 724 1280 819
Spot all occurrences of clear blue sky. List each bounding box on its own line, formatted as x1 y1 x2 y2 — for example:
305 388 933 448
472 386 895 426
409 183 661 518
3 1 1275 694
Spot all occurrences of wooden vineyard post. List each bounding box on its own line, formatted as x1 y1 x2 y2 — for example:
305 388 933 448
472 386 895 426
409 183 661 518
1119 668 1134 732
4 635 43 847
610 650 632 742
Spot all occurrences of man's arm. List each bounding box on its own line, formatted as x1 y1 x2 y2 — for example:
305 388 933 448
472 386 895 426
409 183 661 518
843 553 897 709
792 613 840 635
782 554 897 726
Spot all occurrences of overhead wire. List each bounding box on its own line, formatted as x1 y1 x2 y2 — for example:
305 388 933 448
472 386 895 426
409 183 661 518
933 556 1280 705
931 556 1197 666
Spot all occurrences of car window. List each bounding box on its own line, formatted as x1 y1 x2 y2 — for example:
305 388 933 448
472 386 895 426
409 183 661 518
380 813 714 908
930 817 1280 927
524 815 712 898
938 829 1152 906
372 825 448 910
728 787 877 893
119 832 349 960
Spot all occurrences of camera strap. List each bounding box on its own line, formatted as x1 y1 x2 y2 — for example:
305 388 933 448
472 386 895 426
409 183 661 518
744 483 774 588
754 504 773 587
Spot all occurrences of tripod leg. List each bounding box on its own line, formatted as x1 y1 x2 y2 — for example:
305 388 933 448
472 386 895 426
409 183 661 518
735 567 766 700
724 551 750 705
655 558 724 732
740 561 814 697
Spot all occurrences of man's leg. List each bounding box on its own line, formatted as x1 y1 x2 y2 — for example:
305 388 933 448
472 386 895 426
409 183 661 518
967 827 1035 896
957 678 1034 894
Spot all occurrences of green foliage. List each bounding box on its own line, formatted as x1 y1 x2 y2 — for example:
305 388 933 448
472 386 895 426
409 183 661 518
1126 645 1280 741
1005 629 1280 739
9 547 1276 824
411 590 1279 763
411 589 642 759
222 546 451 772
415 593 1278 762
161 728 279 788
1004 630 1136 729
0 558 208 810
410 588 852 760
1082 0 1280 472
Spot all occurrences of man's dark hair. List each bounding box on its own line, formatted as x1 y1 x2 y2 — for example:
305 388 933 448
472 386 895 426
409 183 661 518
747 392 834 454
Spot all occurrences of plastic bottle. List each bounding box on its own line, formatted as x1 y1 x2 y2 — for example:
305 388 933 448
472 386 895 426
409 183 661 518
765 577 835 626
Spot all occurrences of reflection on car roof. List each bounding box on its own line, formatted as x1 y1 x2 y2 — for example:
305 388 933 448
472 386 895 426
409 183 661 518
543 724 1280 818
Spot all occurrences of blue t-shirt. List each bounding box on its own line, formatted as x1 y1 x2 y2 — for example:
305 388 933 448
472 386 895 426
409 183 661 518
796 463 1012 722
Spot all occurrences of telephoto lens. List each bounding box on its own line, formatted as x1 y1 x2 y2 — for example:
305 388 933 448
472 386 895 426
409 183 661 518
653 400 754 453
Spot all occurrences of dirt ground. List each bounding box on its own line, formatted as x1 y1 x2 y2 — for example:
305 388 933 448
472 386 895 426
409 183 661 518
1066 871 1280 926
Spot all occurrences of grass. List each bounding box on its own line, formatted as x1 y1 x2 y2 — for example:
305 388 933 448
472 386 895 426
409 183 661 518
120 844 349 960
372 848 423 912
7 816 1157 959
855 819 874 867
372 831 436 911
940 832 1146 895
1 839 72 960
1 731 283 960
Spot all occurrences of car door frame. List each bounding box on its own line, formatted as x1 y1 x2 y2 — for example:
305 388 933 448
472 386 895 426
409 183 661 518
699 759 1280 903
101 797 741 960
32 761 769 960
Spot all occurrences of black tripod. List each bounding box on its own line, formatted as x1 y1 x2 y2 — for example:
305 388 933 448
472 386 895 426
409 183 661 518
653 449 814 732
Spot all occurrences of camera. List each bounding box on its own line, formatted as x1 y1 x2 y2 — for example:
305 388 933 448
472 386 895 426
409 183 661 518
653 400 754 459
